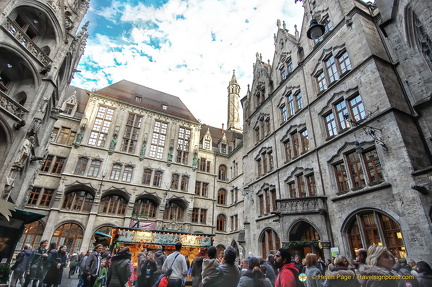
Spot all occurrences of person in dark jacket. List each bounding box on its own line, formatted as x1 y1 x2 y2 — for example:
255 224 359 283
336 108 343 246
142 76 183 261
107 246 132 287
10 244 32 287
323 255 359 287
154 246 166 279
43 245 68 287
360 245 400 287
237 257 272 287
83 244 104 287
191 254 204 287
23 240 49 287
416 261 432 287
393 258 419 287
138 252 157 287
202 246 240 287
259 257 276 286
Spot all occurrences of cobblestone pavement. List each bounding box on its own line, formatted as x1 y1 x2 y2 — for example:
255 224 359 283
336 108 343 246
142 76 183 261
11 267 79 287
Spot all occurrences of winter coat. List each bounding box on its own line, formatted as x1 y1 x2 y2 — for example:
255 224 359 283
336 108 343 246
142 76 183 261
138 259 157 287
43 250 68 285
262 261 276 286
191 256 204 287
417 272 432 287
13 248 32 272
84 251 102 277
360 265 401 287
275 262 298 287
323 267 360 287
154 250 166 274
107 253 132 287
305 266 323 287
237 270 273 287
202 262 240 287
26 247 48 280
94 266 108 287
202 258 220 279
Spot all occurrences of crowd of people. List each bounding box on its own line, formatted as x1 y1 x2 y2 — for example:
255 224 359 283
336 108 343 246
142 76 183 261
7 240 432 287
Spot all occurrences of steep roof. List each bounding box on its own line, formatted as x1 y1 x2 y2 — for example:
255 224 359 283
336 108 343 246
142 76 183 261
94 80 199 123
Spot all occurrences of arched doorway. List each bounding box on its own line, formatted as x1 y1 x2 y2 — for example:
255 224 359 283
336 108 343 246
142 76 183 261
51 223 83 253
259 228 281 258
16 221 44 251
288 221 322 259
92 226 113 248
344 210 406 258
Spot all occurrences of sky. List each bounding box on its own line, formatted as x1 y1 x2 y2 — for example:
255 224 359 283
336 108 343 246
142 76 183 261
71 0 305 127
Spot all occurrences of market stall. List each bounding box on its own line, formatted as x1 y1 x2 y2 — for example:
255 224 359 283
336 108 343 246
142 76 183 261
110 226 215 268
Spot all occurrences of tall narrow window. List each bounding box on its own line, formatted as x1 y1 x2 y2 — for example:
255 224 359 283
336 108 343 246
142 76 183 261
180 176 189 191
347 152 365 188
153 171 162 187
316 71 328 92
300 130 309 153
42 155 54 172
288 94 295 117
88 160 101 177
217 189 227 205
149 121 167 159
74 158 88 175
297 174 306 197
349 95 366 122
284 140 291 162
363 149 383 184
121 114 142 154
295 92 303 110
216 214 226 231
307 174 317 196
176 127 190 164
142 169 152 185
292 133 300 157
289 182 296 198
280 105 288 122
334 162 348 192
171 174 180 189
122 166 133 182
325 56 339 83
335 100 349 130
218 165 227 181
52 157 66 174
337 51 352 74
325 113 337 137
88 106 114 147
110 164 122 180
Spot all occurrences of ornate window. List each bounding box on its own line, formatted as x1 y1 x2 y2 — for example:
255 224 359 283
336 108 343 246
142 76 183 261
199 158 211 172
287 172 317 198
176 127 190 164
64 103 74 115
315 49 352 92
171 174 180 189
133 198 157 218
345 210 406 259
62 191 94 212
51 157 66 174
121 113 142 154
216 214 226 231
74 157 88 175
88 160 101 177
153 171 163 187
195 181 209 197
142 169 152 185
192 208 207 224
149 121 167 159
306 174 317 196
55 127 76 145
27 187 54 207
88 106 114 147
180 175 189 191
334 161 349 192
99 194 127 215
51 223 83 253
122 165 133 182
217 189 227 205
110 163 122 180
163 202 184 221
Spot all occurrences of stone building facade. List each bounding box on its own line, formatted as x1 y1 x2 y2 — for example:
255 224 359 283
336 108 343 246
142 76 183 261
241 0 432 263
13 0 432 264
0 0 89 261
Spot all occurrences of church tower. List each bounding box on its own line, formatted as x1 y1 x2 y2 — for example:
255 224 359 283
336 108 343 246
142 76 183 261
227 70 242 132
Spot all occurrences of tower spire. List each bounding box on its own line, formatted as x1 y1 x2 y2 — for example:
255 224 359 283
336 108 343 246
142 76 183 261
227 70 242 132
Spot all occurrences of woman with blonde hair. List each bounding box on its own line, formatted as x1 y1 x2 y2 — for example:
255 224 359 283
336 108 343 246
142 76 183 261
360 245 400 287
305 253 323 287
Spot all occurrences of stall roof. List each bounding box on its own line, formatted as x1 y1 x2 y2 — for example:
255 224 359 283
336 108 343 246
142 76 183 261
12 209 45 224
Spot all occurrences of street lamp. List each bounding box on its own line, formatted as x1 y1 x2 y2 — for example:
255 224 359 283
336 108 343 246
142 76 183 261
307 18 325 39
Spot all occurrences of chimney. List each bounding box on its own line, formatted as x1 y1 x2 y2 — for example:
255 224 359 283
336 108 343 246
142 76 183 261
222 123 225 134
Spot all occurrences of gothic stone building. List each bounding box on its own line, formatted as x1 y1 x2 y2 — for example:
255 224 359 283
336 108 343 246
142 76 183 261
0 0 89 262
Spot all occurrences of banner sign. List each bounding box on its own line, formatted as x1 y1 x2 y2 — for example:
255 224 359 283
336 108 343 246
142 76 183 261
115 228 213 247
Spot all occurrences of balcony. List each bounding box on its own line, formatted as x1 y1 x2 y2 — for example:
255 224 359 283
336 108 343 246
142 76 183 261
0 90 28 121
2 17 52 67
276 196 327 215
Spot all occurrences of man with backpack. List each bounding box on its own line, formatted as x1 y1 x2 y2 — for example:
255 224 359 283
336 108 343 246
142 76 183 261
161 242 188 287
274 249 299 287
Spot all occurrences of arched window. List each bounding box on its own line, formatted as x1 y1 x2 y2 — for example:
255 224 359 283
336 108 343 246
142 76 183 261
99 194 127 215
217 214 226 231
88 160 101 177
74 157 88 175
51 223 83 253
259 228 281 258
163 201 184 221
62 191 94 212
345 210 406 258
17 221 44 251
217 189 227 205
218 165 227 180
133 198 157 218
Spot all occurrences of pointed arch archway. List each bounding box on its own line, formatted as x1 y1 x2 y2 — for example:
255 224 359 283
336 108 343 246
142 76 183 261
51 222 84 253
258 228 281 258
288 220 322 259
16 220 45 251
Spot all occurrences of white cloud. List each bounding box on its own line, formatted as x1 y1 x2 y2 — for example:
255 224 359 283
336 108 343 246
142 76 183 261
72 0 304 127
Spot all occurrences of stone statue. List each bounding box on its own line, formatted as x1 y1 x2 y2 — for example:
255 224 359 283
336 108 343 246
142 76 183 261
192 152 198 169
74 128 84 147
139 143 146 160
14 136 34 168
108 134 118 154
167 148 173 162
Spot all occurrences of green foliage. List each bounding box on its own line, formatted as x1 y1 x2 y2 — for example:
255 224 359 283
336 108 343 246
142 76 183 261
284 240 320 248
0 263 10 284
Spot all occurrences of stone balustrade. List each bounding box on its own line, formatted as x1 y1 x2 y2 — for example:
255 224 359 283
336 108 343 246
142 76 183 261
277 196 327 215
0 90 28 120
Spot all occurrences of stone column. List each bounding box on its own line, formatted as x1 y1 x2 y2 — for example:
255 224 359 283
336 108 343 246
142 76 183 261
41 209 59 242
80 213 97 252
321 241 331 261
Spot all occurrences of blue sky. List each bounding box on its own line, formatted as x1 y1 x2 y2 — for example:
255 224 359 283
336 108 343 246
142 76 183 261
71 0 304 127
